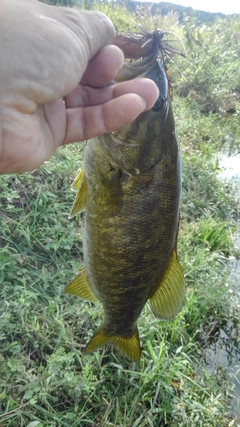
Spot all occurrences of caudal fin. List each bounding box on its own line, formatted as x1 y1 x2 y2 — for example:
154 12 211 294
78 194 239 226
84 326 141 362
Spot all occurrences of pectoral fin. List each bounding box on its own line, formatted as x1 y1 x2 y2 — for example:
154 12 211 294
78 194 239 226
71 168 85 192
69 169 87 218
85 326 141 362
149 250 185 320
64 268 97 302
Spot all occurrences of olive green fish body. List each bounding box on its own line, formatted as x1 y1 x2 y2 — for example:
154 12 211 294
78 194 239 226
66 55 185 361
84 138 180 333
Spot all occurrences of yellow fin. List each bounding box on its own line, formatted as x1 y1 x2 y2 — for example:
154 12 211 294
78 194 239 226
149 250 185 320
64 268 97 302
69 172 87 218
85 326 141 362
71 168 85 192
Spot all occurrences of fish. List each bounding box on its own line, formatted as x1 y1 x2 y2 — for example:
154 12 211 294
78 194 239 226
65 30 185 362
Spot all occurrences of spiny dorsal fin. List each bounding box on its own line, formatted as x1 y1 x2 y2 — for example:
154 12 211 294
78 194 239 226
148 250 185 320
69 169 87 218
84 326 141 362
64 268 97 302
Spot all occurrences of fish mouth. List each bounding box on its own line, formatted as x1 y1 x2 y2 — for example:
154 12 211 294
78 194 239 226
116 52 169 112
146 59 169 110
115 51 158 82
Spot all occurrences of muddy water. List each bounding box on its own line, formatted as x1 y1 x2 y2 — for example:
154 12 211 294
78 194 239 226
205 153 240 419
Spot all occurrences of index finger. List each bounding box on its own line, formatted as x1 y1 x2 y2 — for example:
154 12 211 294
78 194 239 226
81 45 124 88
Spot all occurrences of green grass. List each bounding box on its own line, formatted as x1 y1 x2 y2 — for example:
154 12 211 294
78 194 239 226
0 135 239 426
1 6 240 427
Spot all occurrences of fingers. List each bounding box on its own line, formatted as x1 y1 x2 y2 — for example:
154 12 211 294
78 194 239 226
63 86 158 144
1 2 116 104
113 78 159 111
65 78 159 110
64 94 145 143
81 45 124 87
34 8 116 98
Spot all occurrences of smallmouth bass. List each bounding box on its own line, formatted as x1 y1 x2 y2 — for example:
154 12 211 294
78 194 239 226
65 32 185 361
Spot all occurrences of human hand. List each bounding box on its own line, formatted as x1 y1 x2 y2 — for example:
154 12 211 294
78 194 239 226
0 0 159 174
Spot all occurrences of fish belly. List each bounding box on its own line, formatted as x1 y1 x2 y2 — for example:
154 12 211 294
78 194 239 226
83 137 181 336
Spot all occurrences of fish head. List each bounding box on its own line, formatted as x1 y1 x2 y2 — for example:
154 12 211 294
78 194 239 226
99 57 175 175
148 59 168 114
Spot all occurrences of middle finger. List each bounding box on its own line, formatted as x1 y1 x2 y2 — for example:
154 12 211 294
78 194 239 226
64 78 159 110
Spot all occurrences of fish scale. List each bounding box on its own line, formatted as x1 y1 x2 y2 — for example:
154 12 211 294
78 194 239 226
65 45 185 361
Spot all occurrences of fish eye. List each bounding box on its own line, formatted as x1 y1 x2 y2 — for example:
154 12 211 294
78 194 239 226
152 95 165 112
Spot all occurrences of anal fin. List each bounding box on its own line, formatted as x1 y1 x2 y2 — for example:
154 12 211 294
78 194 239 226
149 250 185 320
85 326 141 362
64 268 97 302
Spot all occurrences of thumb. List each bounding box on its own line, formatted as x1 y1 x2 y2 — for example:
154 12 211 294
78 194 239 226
48 7 115 63
1 0 115 103
33 5 116 98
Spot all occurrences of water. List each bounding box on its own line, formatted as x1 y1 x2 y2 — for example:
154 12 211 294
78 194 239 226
219 153 240 184
205 153 240 419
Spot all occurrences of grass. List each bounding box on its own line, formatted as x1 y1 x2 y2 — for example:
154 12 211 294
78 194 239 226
1 7 240 427
0 128 239 426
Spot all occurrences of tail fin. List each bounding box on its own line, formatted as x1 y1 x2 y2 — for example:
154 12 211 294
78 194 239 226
84 326 141 362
